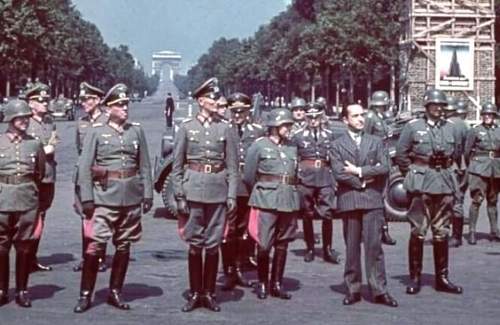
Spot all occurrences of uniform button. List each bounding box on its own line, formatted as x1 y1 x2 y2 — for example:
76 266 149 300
240 148 244 152
205 132 210 136
122 157 125 160
206 141 210 144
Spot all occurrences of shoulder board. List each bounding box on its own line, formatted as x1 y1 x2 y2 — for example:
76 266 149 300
255 137 265 142
473 124 482 129
181 118 192 124
220 119 229 124
252 123 263 129
131 122 141 126
292 127 305 136
408 119 419 124
446 118 455 124
92 122 104 127
323 128 333 134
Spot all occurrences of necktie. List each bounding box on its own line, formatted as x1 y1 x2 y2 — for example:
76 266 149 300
314 130 318 142
238 125 243 138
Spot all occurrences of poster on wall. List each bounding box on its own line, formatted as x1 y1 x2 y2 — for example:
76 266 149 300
435 38 474 91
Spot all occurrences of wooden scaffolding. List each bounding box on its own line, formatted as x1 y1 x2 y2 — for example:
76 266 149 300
399 0 496 117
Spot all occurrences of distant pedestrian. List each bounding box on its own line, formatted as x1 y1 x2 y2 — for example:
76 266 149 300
165 92 175 127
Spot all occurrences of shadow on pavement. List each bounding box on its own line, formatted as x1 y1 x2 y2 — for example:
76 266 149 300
30 285 65 301
94 283 164 306
38 253 75 267
391 273 435 288
153 207 177 220
149 249 186 261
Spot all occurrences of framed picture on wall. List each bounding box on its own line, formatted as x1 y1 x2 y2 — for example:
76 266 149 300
435 38 474 91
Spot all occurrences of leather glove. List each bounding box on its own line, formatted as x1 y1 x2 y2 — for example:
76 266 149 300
82 201 95 219
142 198 153 214
177 198 189 216
227 198 237 215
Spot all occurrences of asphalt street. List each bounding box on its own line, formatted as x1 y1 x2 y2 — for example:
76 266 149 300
0 99 499 325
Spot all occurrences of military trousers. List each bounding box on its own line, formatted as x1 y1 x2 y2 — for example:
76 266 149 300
248 207 297 251
341 209 387 296
469 174 499 206
0 209 40 254
225 196 250 241
178 201 227 249
297 184 336 219
84 205 142 255
408 193 453 240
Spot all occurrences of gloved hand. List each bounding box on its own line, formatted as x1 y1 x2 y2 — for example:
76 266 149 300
227 198 237 215
142 198 153 214
177 198 189 216
82 201 95 219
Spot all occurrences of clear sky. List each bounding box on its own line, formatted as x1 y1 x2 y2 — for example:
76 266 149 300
73 0 289 74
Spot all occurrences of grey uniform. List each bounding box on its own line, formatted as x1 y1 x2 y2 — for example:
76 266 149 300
395 118 460 239
78 121 153 253
171 115 238 249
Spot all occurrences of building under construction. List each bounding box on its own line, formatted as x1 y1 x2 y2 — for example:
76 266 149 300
399 0 496 117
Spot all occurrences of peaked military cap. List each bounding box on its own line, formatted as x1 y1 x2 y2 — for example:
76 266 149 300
227 92 251 110
217 96 228 107
481 102 497 115
102 83 129 106
192 77 221 100
305 102 324 117
370 90 390 107
266 108 294 127
79 82 105 99
3 99 32 122
290 97 306 110
25 82 51 102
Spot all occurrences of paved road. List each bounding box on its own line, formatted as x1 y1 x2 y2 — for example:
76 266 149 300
1 101 499 325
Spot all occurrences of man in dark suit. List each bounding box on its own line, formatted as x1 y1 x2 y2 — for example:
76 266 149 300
331 104 397 307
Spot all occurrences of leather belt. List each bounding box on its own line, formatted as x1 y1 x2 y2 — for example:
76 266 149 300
412 156 453 170
0 174 35 184
257 173 296 185
474 151 500 159
106 168 138 179
300 159 329 169
187 162 225 174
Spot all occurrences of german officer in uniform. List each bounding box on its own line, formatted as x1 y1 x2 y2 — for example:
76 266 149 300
220 92 264 291
244 108 300 300
216 96 229 121
444 97 469 247
171 78 238 312
364 91 396 245
395 89 463 295
290 97 307 134
464 103 500 244
291 103 341 264
331 104 397 307
73 82 108 272
0 100 45 307
25 83 56 272
73 83 153 313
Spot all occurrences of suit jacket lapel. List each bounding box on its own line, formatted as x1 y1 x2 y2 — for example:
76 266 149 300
339 134 359 164
358 134 370 164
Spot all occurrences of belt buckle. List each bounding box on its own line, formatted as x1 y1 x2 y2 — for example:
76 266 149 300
281 174 290 184
204 164 212 173
314 160 322 168
489 151 495 159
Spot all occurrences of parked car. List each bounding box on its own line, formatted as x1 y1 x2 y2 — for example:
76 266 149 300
50 96 75 120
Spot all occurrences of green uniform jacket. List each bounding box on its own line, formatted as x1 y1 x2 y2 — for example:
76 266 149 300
78 122 153 207
231 121 266 197
448 116 468 166
171 116 238 203
27 115 56 184
364 110 389 140
464 123 500 178
73 112 108 185
0 133 45 211
395 118 460 194
243 137 300 212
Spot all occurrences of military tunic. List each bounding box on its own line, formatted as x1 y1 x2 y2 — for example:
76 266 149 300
73 112 108 215
27 115 57 211
243 137 300 251
171 115 238 249
291 126 337 219
78 121 153 250
447 116 469 219
395 118 460 239
464 123 500 231
0 132 45 252
226 121 266 241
